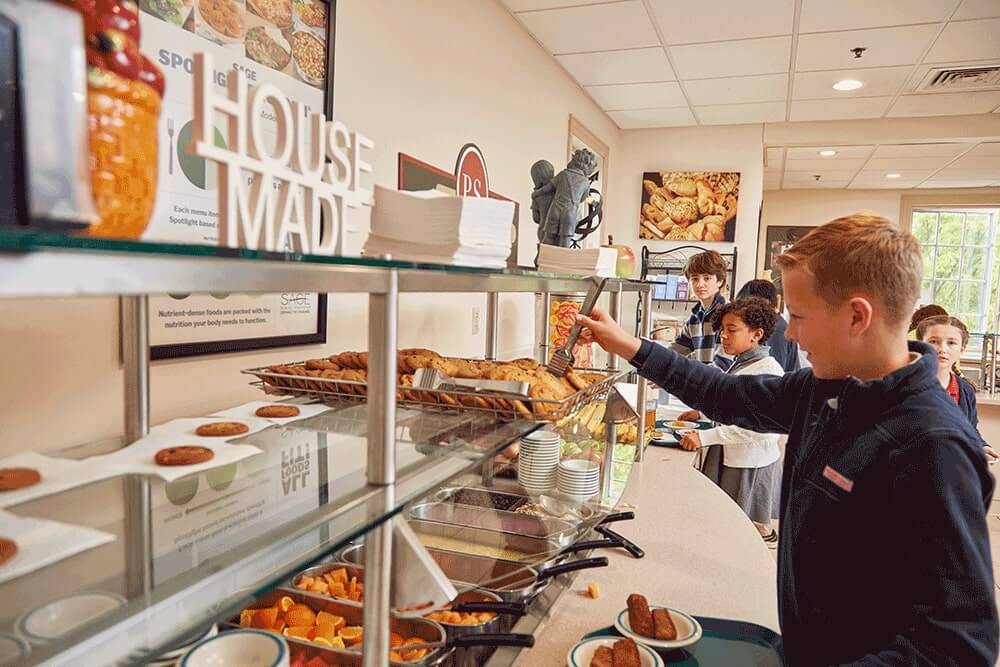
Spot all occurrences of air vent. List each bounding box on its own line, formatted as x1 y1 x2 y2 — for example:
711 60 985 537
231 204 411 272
917 65 1000 92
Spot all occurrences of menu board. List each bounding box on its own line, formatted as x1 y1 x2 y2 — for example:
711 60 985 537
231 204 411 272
136 0 331 358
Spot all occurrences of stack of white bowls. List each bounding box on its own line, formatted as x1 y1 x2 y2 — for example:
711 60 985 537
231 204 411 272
557 459 600 498
517 431 561 494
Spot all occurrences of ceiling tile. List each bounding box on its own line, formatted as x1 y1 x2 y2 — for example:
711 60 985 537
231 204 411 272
785 157 868 171
799 0 954 33
502 0 610 10
792 66 912 100
765 147 785 167
764 172 783 190
670 36 791 79
851 169 937 188
784 179 852 189
514 1 659 54
684 73 788 105
608 107 697 129
586 81 686 110
925 18 1000 62
650 0 794 45
919 179 1000 188
967 142 1000 156
872 143 970 158
948 155 1000 169
795 25 939 71
864 156 956 170
695 101 787 124
785 145 874 159
556 48 675 85
935 167 1000 179
954 0 1000 20
889 91 1000 116
790 96 894 121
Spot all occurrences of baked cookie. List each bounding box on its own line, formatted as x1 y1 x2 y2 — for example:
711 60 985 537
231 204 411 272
155 446 215 466
255 405 301 418
195 421 250 437
0 467 42 492
0 538 16 566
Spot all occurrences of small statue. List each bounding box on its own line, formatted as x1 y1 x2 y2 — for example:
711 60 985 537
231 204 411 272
540 149 598 248
530 159 555 243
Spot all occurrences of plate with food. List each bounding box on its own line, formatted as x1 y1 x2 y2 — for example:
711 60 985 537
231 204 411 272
195 0 246 44
245 24 292 70
567 636 663 667
141 0 194 25
291 30 326 87
246 0 291 28
614 593 702 650
666 420 697 431
647 431 680 448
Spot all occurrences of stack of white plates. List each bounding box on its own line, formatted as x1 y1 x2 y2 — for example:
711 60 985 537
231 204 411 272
557 459 600 498
518 431 561 494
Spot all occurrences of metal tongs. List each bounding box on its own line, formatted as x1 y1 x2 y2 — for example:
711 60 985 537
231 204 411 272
412 368 530 397
546 276 608 377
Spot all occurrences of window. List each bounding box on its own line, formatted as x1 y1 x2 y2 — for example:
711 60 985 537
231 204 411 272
912 207 1000 336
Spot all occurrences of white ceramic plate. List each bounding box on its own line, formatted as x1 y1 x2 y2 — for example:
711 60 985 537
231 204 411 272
17 592 127 644
614 607 702 650
566 637 664 667
667 421 697 430
0 633 29 663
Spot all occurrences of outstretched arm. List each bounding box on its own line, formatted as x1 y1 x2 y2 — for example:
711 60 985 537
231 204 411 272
577 307 799 434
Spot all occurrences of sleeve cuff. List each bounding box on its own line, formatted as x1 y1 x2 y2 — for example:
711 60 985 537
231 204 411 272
699 427 723 446
628 338 655 369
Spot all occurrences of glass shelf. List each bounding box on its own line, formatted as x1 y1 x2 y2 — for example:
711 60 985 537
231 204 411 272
0 400 537 666
0 228 650 298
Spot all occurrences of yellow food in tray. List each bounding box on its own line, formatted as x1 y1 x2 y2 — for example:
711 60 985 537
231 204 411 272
417 533 530 562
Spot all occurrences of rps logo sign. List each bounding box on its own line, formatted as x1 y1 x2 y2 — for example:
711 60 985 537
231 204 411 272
454 144 489 198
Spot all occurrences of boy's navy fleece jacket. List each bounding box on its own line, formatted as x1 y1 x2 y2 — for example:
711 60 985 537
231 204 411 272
630 339 998 666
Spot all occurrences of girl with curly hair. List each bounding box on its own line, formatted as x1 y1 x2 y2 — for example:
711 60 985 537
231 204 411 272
676 297 784 542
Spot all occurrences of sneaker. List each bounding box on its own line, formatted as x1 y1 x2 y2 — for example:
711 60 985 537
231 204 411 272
762 529 778 549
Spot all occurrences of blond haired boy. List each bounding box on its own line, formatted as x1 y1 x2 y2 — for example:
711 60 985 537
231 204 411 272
578 214 998 665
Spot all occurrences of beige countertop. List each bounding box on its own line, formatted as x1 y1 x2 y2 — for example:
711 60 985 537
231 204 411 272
513 448 780 665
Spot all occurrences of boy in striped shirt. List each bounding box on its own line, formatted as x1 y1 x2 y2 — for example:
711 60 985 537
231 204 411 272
671 250 728 366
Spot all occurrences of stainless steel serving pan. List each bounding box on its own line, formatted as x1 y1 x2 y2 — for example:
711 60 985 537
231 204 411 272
407 502 578 544
337 543 608 606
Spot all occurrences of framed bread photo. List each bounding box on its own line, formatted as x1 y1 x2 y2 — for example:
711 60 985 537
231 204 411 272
639 171 740 242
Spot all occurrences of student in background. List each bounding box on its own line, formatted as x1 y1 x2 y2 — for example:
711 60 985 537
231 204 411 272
737 278 800 372
675 297 783 544
917 314 999 462
908 303 948 340
671 250 728 366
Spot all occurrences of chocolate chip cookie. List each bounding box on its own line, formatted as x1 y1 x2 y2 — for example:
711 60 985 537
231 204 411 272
195 421 250 437
0 467 42 492
154 446 215 466
255 405 301 419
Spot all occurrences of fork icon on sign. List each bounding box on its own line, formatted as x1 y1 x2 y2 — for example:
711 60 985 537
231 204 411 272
167 117 175 175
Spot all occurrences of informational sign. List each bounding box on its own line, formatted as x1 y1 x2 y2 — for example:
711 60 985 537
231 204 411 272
136 0 333 357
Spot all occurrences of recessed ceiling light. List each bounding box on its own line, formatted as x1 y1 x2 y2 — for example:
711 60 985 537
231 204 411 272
819 150 838 157
886 173 902 179
833 79 864 91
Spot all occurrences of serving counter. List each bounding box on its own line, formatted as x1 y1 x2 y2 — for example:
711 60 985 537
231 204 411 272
496 450 780 665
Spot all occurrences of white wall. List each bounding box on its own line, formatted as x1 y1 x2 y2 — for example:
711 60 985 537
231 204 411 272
0 0 622 457
606 124 764 319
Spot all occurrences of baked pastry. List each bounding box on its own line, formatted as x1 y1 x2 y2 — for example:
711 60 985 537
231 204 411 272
590 646 614 667
155 446 215 466
306 358 339 371
195 421 250 437
612 638 641 667
626 593 655 638
255 405 301 418
652 608 677 640
0 467 42 492
0 538 16 566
